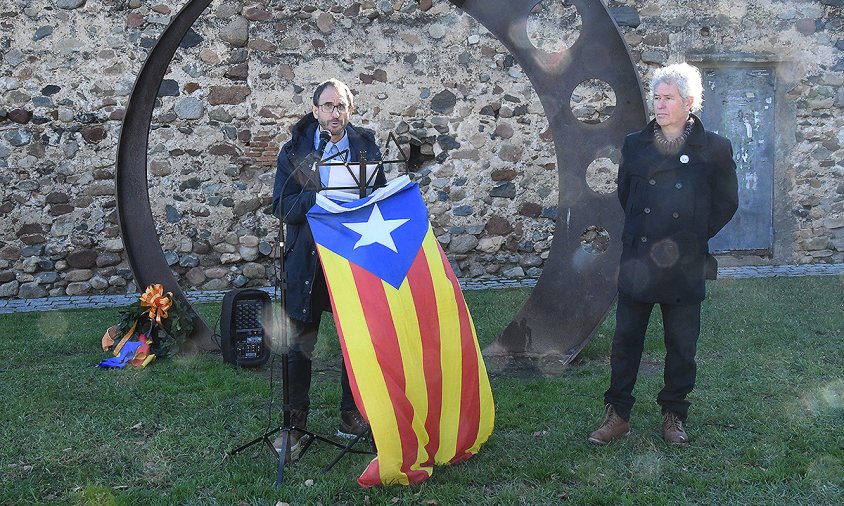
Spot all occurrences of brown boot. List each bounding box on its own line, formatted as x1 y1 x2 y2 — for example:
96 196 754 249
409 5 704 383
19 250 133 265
337 409 370 439
588 404 630 445
662 411 689 445
273 408 310 462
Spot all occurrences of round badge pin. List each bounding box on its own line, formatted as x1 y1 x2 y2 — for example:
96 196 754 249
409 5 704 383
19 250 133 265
680 154 689 164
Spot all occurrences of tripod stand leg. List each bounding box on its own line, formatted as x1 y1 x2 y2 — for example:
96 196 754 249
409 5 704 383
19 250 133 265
228 426 282 456
275 428 290 487
321 428 372 474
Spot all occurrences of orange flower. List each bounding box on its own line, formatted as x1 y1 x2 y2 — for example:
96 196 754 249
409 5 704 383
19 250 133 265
139 283 173 324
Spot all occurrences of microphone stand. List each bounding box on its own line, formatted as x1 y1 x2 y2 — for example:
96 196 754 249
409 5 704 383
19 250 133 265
228 131 410 487
227 146 375 488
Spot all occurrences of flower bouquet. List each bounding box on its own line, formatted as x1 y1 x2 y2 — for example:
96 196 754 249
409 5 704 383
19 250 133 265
98 284 194 368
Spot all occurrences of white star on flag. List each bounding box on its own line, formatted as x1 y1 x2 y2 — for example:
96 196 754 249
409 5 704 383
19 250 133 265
342 203 409 253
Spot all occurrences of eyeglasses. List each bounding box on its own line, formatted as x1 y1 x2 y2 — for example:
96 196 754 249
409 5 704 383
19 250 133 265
318 103 348 114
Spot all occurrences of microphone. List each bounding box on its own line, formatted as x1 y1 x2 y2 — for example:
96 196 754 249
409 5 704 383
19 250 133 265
317 130 331 158
284 131 330 194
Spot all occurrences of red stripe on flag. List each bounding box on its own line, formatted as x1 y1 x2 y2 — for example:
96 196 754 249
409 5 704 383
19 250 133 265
440 247 482 461
406 244 443 468
360 459 428 488
405 468 432 485
349 262 423 482
359 458 380 488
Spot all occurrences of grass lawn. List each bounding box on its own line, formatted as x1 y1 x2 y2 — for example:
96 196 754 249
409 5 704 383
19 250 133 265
1 275 842 505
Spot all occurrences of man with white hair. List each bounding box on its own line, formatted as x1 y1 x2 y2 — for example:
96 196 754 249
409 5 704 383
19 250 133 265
589 63 739 445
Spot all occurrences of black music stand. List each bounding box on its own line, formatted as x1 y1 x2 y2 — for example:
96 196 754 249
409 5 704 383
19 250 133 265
228 133 409 487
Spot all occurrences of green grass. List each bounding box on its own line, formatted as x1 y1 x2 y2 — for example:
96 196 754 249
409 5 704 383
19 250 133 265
1 276 843 505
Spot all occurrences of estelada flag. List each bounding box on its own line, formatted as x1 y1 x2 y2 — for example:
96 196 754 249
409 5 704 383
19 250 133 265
306 175 495 487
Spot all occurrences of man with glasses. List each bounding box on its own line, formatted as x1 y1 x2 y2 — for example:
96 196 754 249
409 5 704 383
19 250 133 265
271 78 384 461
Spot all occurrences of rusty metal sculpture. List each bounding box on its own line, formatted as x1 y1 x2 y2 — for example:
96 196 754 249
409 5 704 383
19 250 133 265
448 0 648 372
116 0 214 351
115 0 646 365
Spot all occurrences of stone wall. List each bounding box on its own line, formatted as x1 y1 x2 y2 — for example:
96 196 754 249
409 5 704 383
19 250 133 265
1 0 842 299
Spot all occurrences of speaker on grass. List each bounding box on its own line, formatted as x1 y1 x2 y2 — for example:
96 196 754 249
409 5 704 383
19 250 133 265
220 288 272 367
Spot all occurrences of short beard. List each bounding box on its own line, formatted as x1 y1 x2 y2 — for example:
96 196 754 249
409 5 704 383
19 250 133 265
318 117 347 139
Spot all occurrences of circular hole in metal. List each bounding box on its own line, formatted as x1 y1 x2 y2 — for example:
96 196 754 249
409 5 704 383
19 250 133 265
585 157 618 195
570 78 616 124
580 225 610 255
585 147 620 195
526 0 581 54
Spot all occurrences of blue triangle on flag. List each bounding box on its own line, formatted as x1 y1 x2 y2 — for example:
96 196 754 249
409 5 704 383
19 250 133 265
308 179 429 289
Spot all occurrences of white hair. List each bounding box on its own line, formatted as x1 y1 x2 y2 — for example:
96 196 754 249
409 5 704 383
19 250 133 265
651 63 703 113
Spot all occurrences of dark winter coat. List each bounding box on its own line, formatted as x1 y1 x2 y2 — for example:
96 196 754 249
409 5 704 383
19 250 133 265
271 114 384 322
616 114 739 305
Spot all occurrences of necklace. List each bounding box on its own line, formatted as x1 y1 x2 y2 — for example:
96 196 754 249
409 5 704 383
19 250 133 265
654 117 694 155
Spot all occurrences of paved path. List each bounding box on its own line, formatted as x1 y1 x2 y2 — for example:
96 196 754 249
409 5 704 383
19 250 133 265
1 263 841 315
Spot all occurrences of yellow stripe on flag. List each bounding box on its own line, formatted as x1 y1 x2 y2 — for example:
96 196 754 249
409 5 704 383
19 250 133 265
419 230 462 464
465 294 495 454
382 274 430 472
317 245 409 485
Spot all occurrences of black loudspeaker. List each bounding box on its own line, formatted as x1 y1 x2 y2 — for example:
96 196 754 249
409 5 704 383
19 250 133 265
220 288 272 367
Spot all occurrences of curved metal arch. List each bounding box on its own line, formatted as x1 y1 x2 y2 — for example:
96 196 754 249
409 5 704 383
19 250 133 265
116 0 214 350
115 0 646 365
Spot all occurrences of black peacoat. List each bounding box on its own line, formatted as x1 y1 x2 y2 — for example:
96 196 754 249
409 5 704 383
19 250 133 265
616 114 738 305
271 114 384 323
